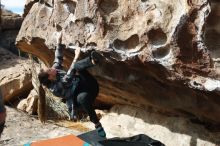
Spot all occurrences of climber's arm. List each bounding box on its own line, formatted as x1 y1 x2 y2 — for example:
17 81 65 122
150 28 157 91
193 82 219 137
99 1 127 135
68 49 102 74
63 48 96 83
62 47 81 82
52 32 64 69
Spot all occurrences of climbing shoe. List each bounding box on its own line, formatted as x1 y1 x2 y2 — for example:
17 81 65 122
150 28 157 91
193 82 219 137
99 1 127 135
70 114 77 122
96 125 106 137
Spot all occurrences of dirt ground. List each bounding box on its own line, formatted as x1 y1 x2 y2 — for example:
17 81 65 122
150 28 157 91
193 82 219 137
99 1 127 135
0 106 89 146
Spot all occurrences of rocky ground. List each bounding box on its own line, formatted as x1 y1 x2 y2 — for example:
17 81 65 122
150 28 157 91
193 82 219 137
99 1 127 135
0 106 83 146
1 105 220 146
98 105 220 146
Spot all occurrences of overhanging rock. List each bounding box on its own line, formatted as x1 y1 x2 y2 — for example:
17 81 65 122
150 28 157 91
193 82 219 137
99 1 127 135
16 0 220 125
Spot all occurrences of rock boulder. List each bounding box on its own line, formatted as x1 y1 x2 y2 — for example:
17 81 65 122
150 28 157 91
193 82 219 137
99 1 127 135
17 89 38 115
0 47 32 102
16 0 220 125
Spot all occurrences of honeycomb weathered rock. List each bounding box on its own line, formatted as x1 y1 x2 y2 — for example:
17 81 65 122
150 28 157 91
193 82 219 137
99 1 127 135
16 0 220 125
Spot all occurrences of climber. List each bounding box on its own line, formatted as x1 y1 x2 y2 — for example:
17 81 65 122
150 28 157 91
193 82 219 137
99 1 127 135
0 89 6 136
38 32 106 137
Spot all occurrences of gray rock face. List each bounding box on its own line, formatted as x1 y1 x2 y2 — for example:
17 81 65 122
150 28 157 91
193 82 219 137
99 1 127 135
16 0 220 125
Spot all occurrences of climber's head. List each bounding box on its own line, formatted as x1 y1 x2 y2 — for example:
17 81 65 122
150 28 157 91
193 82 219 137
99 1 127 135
46 68 57 80
38 68 57 86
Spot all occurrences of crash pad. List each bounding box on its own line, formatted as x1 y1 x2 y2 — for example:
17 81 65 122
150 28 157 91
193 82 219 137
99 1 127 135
26 135 90 146
78 130 106 146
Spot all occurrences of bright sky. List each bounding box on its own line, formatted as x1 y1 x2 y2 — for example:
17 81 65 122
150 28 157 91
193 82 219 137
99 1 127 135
1 0 25 15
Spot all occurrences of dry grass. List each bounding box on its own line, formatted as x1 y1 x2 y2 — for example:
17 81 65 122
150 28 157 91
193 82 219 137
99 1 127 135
54 120 91 132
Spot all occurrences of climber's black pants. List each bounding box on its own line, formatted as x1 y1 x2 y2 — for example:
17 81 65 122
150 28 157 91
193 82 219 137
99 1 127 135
74 70 99 124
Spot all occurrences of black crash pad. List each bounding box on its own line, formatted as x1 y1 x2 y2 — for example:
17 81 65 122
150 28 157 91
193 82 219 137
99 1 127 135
78 130 106 146
78 132 165 146
99 134 165 146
